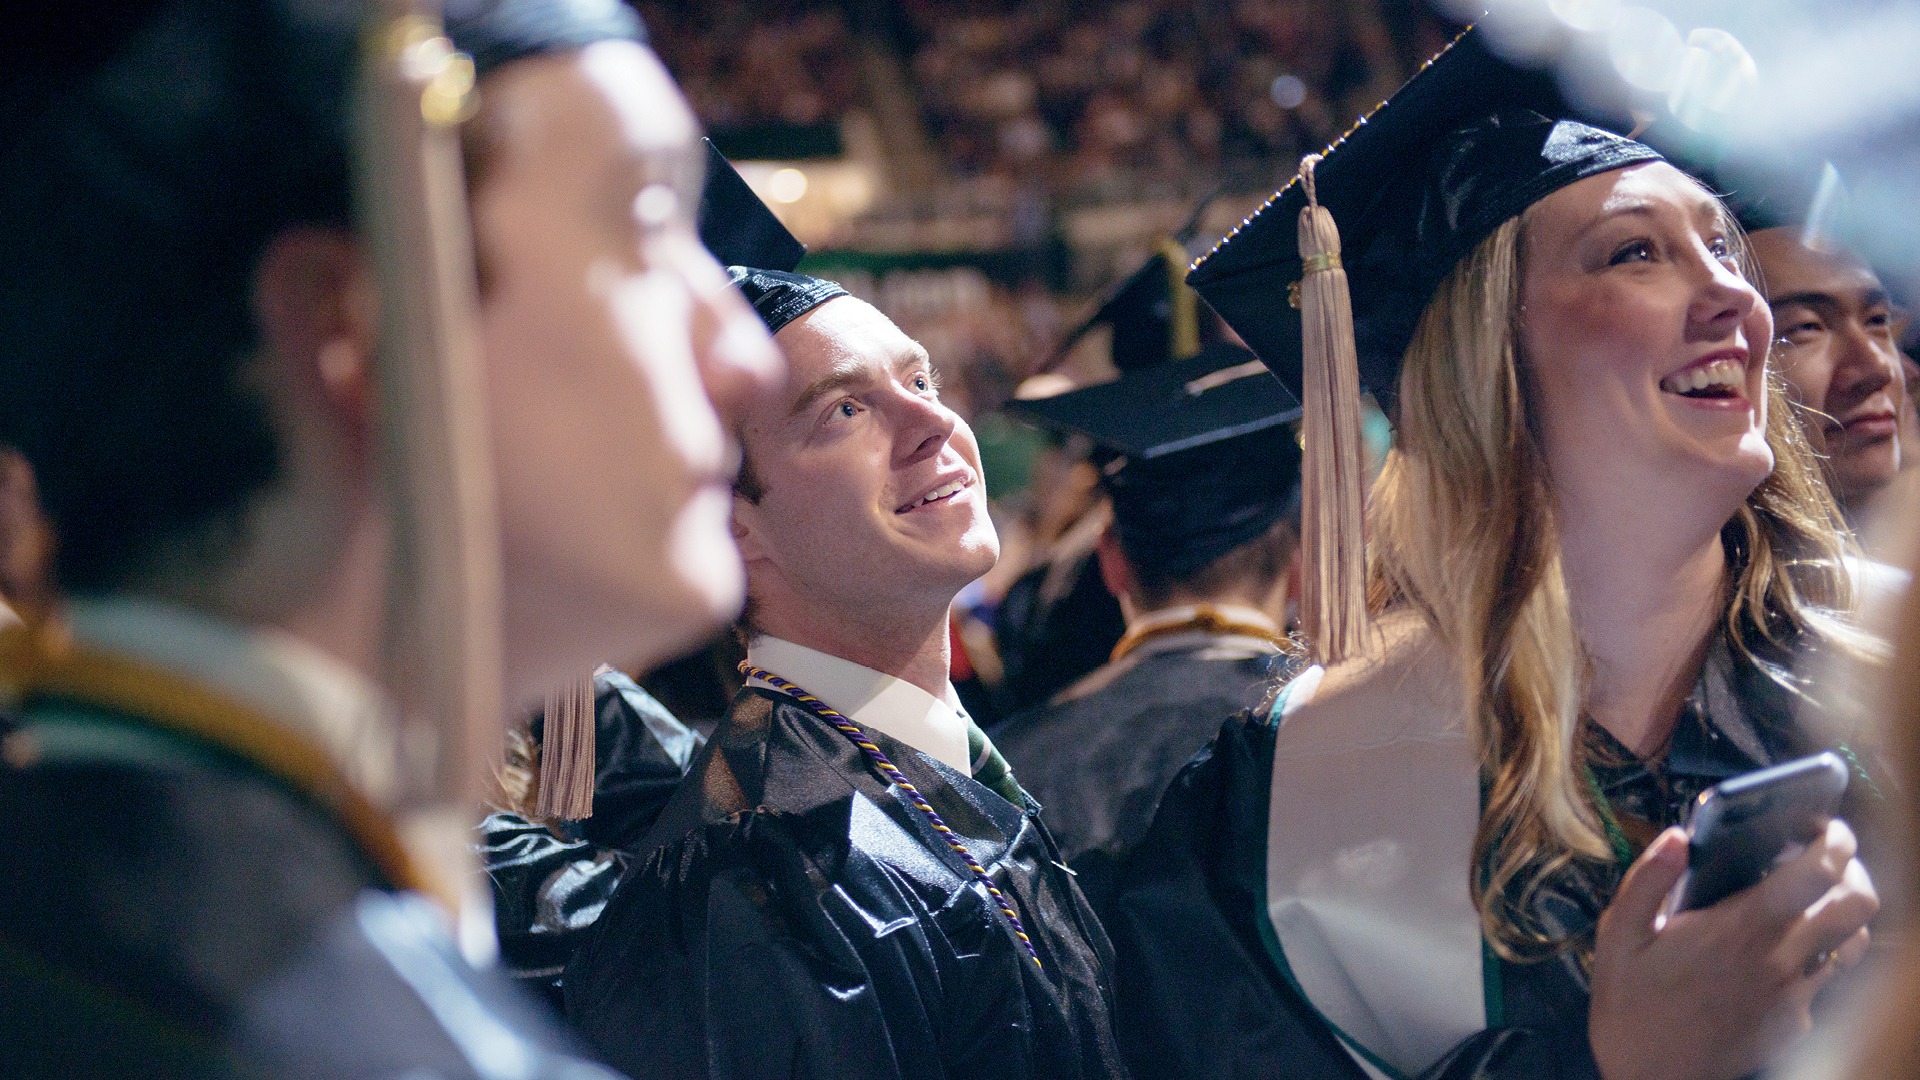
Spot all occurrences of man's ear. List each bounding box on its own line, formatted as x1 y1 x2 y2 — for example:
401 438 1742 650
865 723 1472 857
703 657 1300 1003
251 228 377 429
1093 525 1137 603
731 491 770 564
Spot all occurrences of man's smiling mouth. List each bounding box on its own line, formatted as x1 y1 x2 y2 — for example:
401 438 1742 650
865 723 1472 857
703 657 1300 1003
896 477 971 513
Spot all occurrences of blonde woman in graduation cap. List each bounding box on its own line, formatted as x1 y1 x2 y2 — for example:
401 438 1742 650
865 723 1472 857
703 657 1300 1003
1105 28 1885 1080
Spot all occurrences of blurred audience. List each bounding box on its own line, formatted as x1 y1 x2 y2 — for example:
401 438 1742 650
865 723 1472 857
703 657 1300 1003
636 0 859 130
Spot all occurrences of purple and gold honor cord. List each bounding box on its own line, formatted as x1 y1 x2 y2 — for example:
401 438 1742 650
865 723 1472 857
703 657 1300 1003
741 664 1044 971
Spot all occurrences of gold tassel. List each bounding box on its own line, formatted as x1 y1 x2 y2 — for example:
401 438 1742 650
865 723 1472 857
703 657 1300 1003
356 4 503 814
535 673 597 820
1157 237 1202 361
1295 155 1369 665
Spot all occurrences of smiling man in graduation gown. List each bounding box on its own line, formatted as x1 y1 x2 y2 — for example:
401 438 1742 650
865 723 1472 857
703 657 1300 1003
0 1 778 1076
992 248 1303 921
564 255 1128 1079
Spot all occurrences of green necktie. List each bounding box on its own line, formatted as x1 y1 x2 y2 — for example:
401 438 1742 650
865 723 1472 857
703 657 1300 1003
966 720 1028 807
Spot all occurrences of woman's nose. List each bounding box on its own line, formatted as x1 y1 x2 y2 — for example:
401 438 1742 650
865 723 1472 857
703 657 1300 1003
1688 248 1760 337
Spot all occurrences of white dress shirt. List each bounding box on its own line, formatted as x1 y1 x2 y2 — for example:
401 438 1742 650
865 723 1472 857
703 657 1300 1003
745 635 973 774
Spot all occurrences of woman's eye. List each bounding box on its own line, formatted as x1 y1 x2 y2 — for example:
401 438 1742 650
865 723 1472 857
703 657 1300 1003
1608 240 1653 266
1707 235 1734 259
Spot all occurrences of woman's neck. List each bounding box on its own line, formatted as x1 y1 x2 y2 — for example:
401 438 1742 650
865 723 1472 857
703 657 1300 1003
1559 505 1728 759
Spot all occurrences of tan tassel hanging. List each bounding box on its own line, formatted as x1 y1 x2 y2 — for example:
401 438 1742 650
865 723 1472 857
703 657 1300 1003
356 3 504 816
535 673 598 820
1295 155 1369 665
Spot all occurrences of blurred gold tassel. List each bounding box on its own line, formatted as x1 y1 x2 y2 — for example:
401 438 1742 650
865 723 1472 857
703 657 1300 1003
1295 154 1369 665
535 674 597 820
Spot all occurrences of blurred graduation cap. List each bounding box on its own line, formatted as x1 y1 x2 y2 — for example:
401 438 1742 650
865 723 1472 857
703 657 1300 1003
1008 250 1304 581
696 140 847 334
1186 26 1662 662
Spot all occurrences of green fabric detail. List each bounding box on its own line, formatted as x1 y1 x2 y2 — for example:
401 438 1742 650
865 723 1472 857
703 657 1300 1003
1480 937 1505 1029
0 934 263 1078
1836 743 1885 804
10 701 241 774
1256 902 1414 1080
1583 765 1635 870
967 721 1029 806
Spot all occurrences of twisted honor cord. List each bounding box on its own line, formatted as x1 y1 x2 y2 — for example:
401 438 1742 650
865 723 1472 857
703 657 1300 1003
741 664 1044 971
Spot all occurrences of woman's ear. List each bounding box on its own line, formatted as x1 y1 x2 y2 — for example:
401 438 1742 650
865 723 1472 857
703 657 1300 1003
251 227 377 427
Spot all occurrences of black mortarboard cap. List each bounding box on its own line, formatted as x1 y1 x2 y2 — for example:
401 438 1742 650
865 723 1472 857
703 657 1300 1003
698 139 808 273
444 0 645 76
697 145 849 335
1187 28 1663 406
1008 343 1304 580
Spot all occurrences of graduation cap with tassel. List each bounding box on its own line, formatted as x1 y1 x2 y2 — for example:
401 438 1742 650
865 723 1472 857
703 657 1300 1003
1186 26 1663 666
1006 206 1303 587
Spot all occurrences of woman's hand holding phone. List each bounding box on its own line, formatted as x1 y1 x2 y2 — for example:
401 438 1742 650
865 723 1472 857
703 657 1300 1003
1588 820 1877 1080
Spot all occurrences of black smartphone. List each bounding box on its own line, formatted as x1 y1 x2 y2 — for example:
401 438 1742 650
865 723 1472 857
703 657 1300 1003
1663 751 1850 915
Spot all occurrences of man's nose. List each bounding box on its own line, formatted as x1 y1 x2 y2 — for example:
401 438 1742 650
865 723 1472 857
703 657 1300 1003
1829 320 1898 403
892 386 957 467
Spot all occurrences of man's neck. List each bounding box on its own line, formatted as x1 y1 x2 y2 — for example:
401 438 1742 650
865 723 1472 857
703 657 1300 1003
752 603 952 699
147 501 391 704
1558 496 1727 759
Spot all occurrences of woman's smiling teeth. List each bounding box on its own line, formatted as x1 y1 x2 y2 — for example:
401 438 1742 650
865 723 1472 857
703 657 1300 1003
898 478 969 513
1660 357 1745 399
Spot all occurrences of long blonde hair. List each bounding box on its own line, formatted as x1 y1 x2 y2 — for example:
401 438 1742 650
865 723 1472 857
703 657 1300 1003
1369 205 1868 961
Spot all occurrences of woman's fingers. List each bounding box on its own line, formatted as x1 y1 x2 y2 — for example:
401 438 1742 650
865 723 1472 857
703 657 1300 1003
1598 827 1689 953
1752 820 1859 928
1773 856 1878 983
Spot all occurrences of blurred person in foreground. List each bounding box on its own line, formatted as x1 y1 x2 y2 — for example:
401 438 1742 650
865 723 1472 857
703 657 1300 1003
0 450 56 635
0 1 777 1075
1108 29 1881 1080
993 247 1302 922
564 264 1127 1079
478 143 808 1009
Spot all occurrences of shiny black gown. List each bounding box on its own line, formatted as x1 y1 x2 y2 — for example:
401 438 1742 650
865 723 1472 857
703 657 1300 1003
1105 635 1842 1080
480 669 702 1009
563 687 1129 1080
0 696 621 1080
990 636 1284 922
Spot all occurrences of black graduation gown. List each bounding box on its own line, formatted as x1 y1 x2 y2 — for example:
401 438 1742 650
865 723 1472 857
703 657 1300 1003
0 690 623 1080
563 686 1130 1080
1105 637 1841 1080
991 635 1284 922
480 670 702 1009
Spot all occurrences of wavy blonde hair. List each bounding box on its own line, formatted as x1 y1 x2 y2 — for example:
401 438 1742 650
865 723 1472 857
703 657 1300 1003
1369 202 1870 961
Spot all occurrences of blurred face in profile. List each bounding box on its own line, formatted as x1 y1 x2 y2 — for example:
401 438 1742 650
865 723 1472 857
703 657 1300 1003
467 41 783 704
1748 227 1905 509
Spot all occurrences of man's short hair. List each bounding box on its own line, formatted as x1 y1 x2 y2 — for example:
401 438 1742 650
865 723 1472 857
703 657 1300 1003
1130 517 1296 612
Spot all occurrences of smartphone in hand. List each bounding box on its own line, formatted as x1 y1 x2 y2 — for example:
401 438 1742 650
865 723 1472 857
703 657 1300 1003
1663 752 1850 916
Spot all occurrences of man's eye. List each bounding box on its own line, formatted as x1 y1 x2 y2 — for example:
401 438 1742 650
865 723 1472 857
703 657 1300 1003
1778 319 1823 345
1608 240 1653 266
836 401 859 419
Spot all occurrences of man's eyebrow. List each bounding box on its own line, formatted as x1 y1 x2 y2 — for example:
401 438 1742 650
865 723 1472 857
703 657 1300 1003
787 359 870 419
1770 287 1891 311
892 347 933 377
